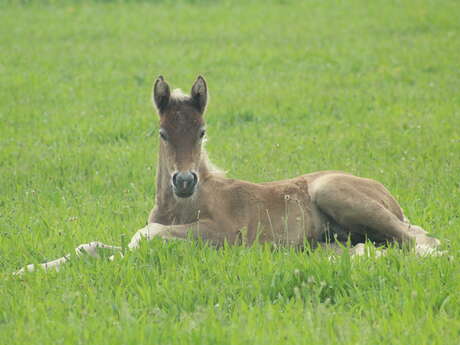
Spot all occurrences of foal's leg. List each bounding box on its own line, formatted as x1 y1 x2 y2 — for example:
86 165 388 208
15 222 173 274
15 220 227 274
14 242 121 275
311 177 440 249
127 219 232 249
110 220 225 261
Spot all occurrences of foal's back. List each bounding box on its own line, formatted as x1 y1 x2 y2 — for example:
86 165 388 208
198 170 405 246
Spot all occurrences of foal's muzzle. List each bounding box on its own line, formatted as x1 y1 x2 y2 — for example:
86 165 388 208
172 171 198 198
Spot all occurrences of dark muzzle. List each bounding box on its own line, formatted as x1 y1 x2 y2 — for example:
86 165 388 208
172 171 198 198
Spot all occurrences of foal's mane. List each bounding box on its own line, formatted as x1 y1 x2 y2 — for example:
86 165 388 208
170 88 190 102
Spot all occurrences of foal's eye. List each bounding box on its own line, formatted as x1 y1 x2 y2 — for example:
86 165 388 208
199 129 206 139
159 129 168 141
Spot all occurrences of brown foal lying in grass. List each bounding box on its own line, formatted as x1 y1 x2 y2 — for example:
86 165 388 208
16 76 441 274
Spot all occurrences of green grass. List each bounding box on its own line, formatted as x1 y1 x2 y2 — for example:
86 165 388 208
1 0 459 344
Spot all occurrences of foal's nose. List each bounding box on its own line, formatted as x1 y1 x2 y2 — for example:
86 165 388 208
172 171 198 197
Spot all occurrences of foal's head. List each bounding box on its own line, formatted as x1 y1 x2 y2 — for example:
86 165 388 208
153 76 208 198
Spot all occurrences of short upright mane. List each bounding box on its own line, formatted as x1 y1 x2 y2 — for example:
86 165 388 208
171 88 190 102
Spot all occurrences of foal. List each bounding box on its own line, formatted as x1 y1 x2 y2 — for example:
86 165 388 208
16 76 441 273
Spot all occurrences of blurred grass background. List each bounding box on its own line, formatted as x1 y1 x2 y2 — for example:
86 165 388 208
0 1 459 344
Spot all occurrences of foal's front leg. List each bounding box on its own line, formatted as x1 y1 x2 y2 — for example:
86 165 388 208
14 241 122 275
14 224 168 274
126 223 170 250
127 219 231 250
16 225 168 274
14 220 226 274
15 221 175 273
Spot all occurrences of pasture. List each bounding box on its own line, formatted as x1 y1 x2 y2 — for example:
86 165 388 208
1 0 459 344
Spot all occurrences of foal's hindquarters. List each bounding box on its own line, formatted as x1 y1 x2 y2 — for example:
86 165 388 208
306 172 440 252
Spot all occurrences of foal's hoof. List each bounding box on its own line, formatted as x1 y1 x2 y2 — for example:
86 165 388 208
415 245 446 257
13 263 36 276
13 267 26 276
407 224 441 248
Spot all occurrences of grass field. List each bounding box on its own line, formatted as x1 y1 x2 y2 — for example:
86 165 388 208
1 0 460 344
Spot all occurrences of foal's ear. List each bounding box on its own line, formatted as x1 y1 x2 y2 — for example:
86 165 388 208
190 76 208 113
153 76 171 114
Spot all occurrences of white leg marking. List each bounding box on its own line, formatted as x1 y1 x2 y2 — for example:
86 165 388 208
128 223 168 250
75 241 121 258
14 241 121 275
14 255 71 275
